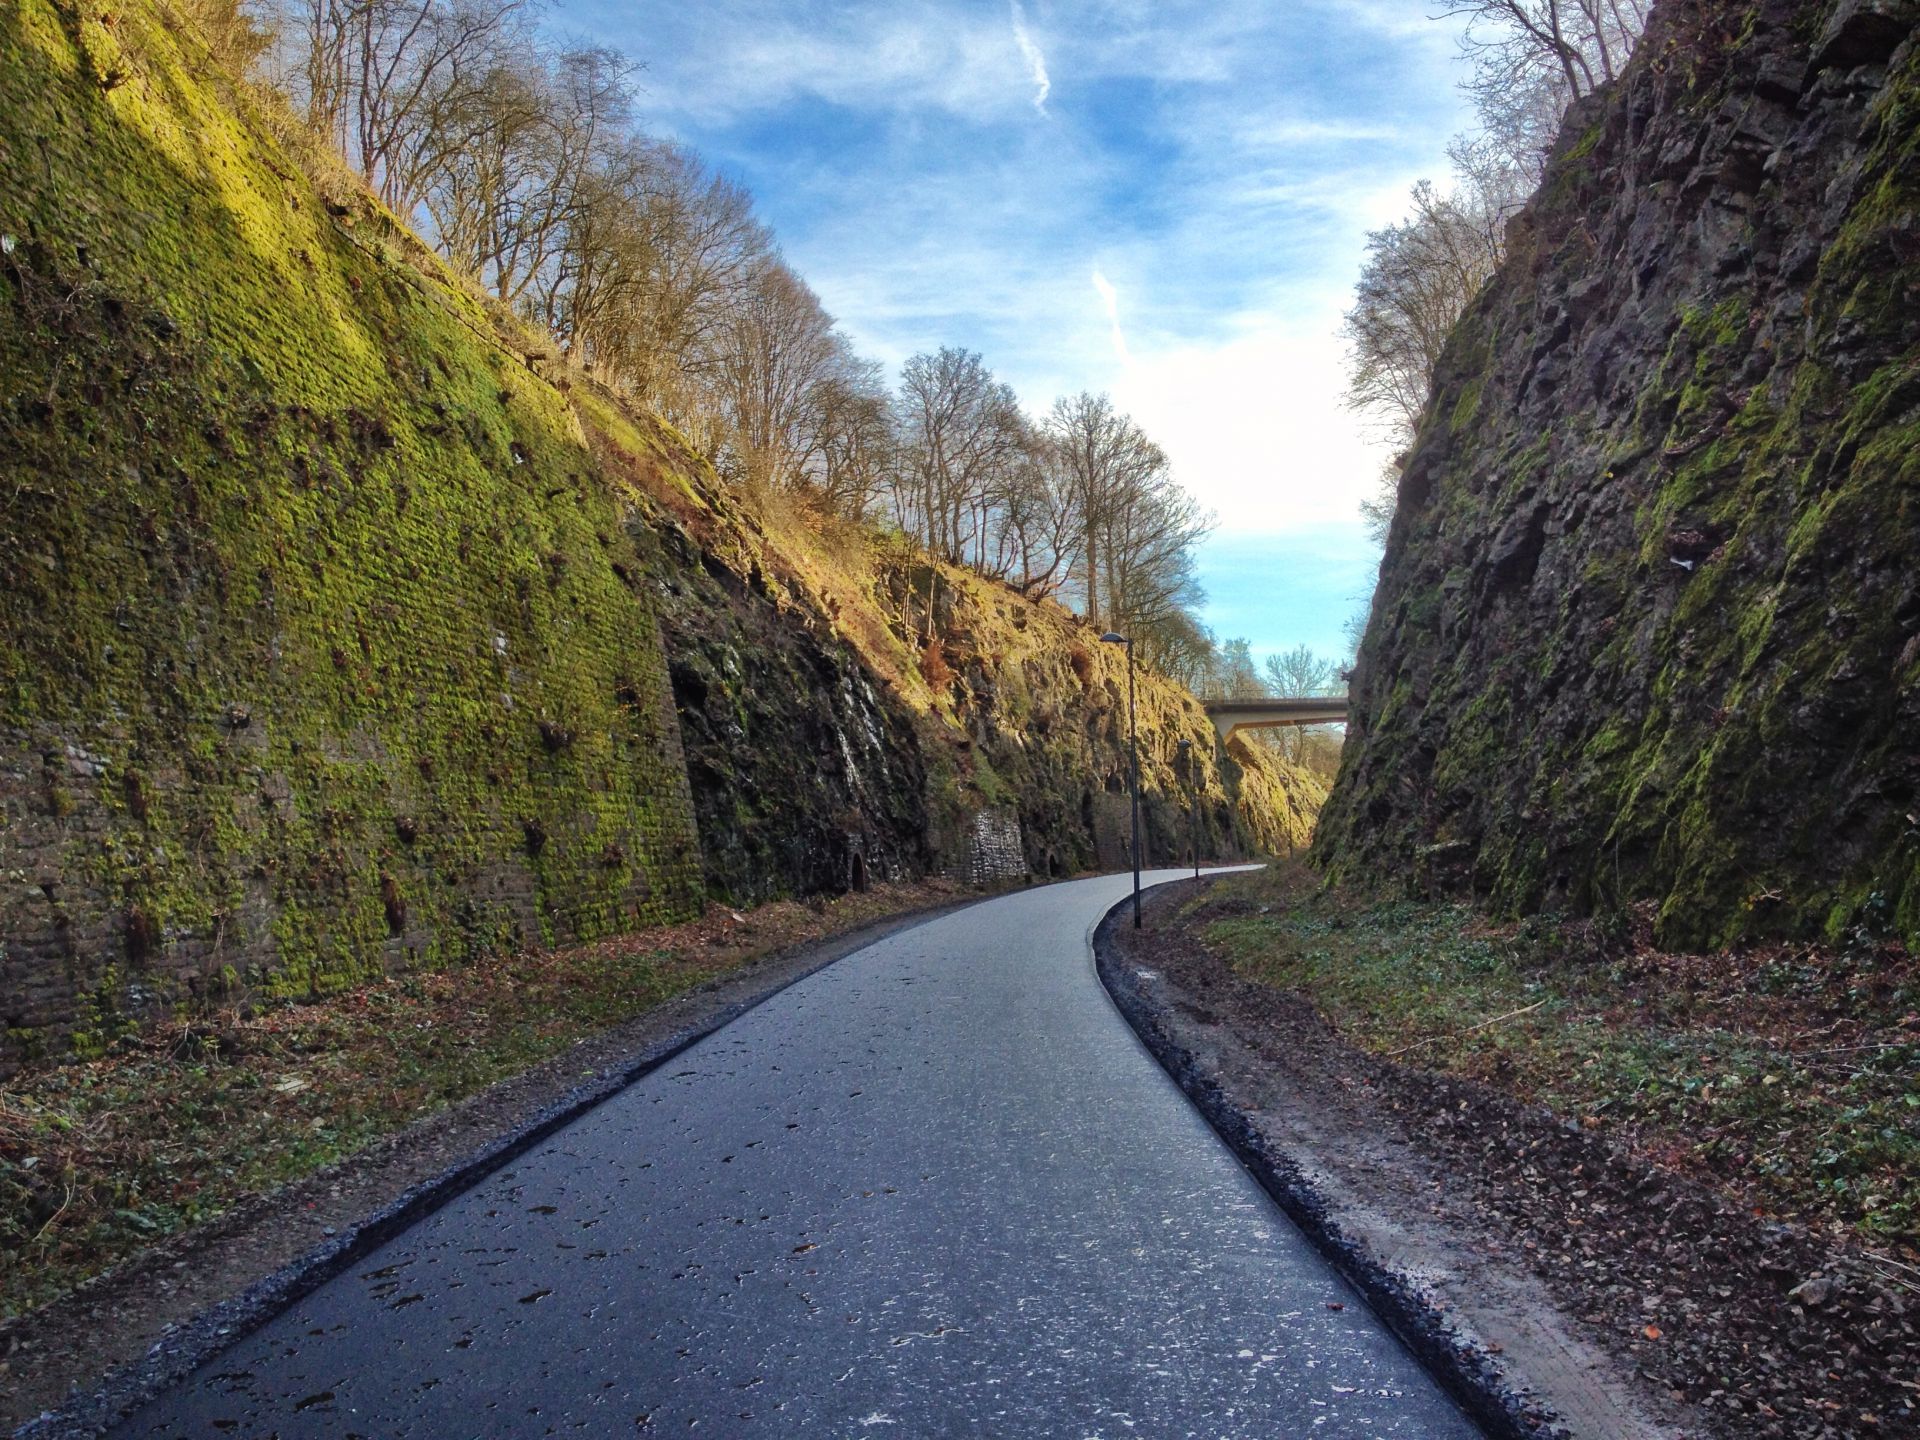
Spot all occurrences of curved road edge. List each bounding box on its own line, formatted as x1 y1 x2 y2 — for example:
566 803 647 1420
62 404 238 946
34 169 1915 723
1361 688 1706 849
1092 885 1558 1440
14 888 1005 1440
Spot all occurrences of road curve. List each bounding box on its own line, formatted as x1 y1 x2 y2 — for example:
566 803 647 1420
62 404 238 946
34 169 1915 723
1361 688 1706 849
108 870 1478 1438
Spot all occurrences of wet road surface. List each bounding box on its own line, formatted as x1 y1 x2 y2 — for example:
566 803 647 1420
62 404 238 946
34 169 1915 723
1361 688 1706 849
109 870 1478 1437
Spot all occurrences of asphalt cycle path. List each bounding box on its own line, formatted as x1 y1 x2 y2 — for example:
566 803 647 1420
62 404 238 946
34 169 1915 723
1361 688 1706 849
109 869 1479 1438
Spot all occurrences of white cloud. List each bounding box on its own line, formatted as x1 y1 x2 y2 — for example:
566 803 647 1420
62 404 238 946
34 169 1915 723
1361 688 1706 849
1090 269 1130 364
601 2 1040 127
1112 304 1394 534
1008 0 1052 114
559 0 1478 545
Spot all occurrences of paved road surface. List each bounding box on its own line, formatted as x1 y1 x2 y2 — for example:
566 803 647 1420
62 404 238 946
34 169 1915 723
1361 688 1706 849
109 870 1478 1437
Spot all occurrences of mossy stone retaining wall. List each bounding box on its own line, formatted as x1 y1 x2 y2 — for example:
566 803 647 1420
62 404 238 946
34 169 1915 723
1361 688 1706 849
0 0 702 1062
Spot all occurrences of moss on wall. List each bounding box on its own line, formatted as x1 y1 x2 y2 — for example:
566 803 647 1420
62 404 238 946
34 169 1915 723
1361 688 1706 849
1316 0 1920 950
0 0 702 1058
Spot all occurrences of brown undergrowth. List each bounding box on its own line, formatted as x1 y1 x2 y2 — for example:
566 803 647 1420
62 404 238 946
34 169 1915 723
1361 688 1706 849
0 877 981 1320
1200 862 1920 1255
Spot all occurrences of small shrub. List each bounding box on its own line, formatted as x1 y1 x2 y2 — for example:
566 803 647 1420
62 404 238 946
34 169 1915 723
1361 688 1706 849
919 639 954 690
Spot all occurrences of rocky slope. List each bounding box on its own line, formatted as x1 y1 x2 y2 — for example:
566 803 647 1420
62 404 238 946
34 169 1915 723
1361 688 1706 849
0 0 1314 1066
1317 0 1920 950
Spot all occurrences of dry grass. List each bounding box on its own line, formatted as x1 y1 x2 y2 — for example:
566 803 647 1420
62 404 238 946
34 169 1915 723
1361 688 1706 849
918 637 956 690
0 878 979 1320
1203 862 1920 1252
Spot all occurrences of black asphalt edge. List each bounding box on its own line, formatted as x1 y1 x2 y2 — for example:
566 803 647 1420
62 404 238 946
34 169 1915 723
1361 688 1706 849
16 892 995 1440
1092 893 1571 1440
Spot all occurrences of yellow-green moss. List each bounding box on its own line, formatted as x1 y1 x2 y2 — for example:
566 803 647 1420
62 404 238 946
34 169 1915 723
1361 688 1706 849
0 0 701 1033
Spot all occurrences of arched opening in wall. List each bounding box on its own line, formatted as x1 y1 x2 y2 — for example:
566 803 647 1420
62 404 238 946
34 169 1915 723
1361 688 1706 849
1047 851 1064 878
380 874 407 938
849 849 869 893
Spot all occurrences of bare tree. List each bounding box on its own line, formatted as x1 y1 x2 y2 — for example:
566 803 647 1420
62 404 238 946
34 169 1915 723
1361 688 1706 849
1146 610 1220 692
1343 180 1500 442
420 46 635 304
991 438 1081 600
1440 0 1649 104
705 258 844 491
1046 392 1139 628
1207 638 1266 701
1039 391 1212 656
1341 1 1649 542
894 348 1027 571
1264 643 1337 698
278 0 534 214
1101 457 1213 666
554 140 770 415
806 359 897 521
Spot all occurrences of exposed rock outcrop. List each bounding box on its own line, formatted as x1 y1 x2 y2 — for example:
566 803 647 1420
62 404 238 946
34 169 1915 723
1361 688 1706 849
0 0 1316 1064
1316 0 1920 948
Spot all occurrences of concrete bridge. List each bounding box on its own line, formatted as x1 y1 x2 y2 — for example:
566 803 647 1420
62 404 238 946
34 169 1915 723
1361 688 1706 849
1203 695 1349 744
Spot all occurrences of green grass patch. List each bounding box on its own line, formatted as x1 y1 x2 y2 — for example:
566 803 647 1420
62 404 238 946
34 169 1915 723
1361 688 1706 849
1201 863 1920 1250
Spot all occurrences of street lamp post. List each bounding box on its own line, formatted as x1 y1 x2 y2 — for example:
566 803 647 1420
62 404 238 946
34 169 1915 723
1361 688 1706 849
1176 737 1199 882
1100 631 1142 928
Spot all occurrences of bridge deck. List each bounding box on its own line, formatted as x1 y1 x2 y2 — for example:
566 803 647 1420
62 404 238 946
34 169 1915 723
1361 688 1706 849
1202 696 1349 741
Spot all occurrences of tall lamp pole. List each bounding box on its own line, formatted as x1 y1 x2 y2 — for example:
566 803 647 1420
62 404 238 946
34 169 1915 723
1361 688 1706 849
1100 631 1141 928
1176 737 1199 881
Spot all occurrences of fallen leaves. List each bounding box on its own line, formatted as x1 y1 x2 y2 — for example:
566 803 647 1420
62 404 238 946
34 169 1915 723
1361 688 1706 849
1 877 977 1319
1117 862 1920 1440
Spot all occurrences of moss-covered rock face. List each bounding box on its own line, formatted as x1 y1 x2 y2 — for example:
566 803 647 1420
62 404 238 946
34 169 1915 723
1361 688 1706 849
864 562 1324 882
1316 0 1920 950
0 0 704 1057
0 0 1320 1063
604 436 1320 903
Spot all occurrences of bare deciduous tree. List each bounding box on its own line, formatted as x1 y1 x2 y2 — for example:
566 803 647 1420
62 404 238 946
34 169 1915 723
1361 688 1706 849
1343 180 1499 442
1344 0 1649 541
1101 456 1212 668
991 441 1081 601
1442 0 1651 110
1261 643 1344 765
1145 609 1221 693
420 45 634 305
806 359 896 521
279 0 532 213
895 348 1028 572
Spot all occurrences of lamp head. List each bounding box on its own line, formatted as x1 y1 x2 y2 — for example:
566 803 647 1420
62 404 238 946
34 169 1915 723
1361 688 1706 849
1099 631 1129 646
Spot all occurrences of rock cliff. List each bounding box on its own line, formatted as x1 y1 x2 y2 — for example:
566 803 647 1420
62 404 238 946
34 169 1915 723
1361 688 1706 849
1316 0 1920 948
0 0 1314 1064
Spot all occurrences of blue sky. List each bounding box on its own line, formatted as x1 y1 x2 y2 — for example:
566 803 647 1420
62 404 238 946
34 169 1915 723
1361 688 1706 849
555 0 1474 667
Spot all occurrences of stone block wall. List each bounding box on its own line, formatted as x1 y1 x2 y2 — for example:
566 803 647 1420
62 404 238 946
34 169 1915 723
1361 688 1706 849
954 808 1029 886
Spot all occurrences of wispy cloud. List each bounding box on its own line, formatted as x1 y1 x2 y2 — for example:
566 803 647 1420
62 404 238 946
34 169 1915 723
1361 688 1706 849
588 1 1043 126
551 0 1476 652
1009 0 1052 114
1090 269 1130 364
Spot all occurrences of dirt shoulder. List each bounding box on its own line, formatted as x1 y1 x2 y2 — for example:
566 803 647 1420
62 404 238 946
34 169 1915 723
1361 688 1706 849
1098 871 1919 1440
0 879 999 1435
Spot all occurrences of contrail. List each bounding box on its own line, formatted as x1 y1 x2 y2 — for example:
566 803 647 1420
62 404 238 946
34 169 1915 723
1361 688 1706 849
1092 269 1130 363
1010 0 1051 113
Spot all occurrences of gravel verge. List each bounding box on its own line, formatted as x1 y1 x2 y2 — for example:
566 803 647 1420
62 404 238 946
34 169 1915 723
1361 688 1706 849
1096 878 1917 1440
4 892 986 1438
